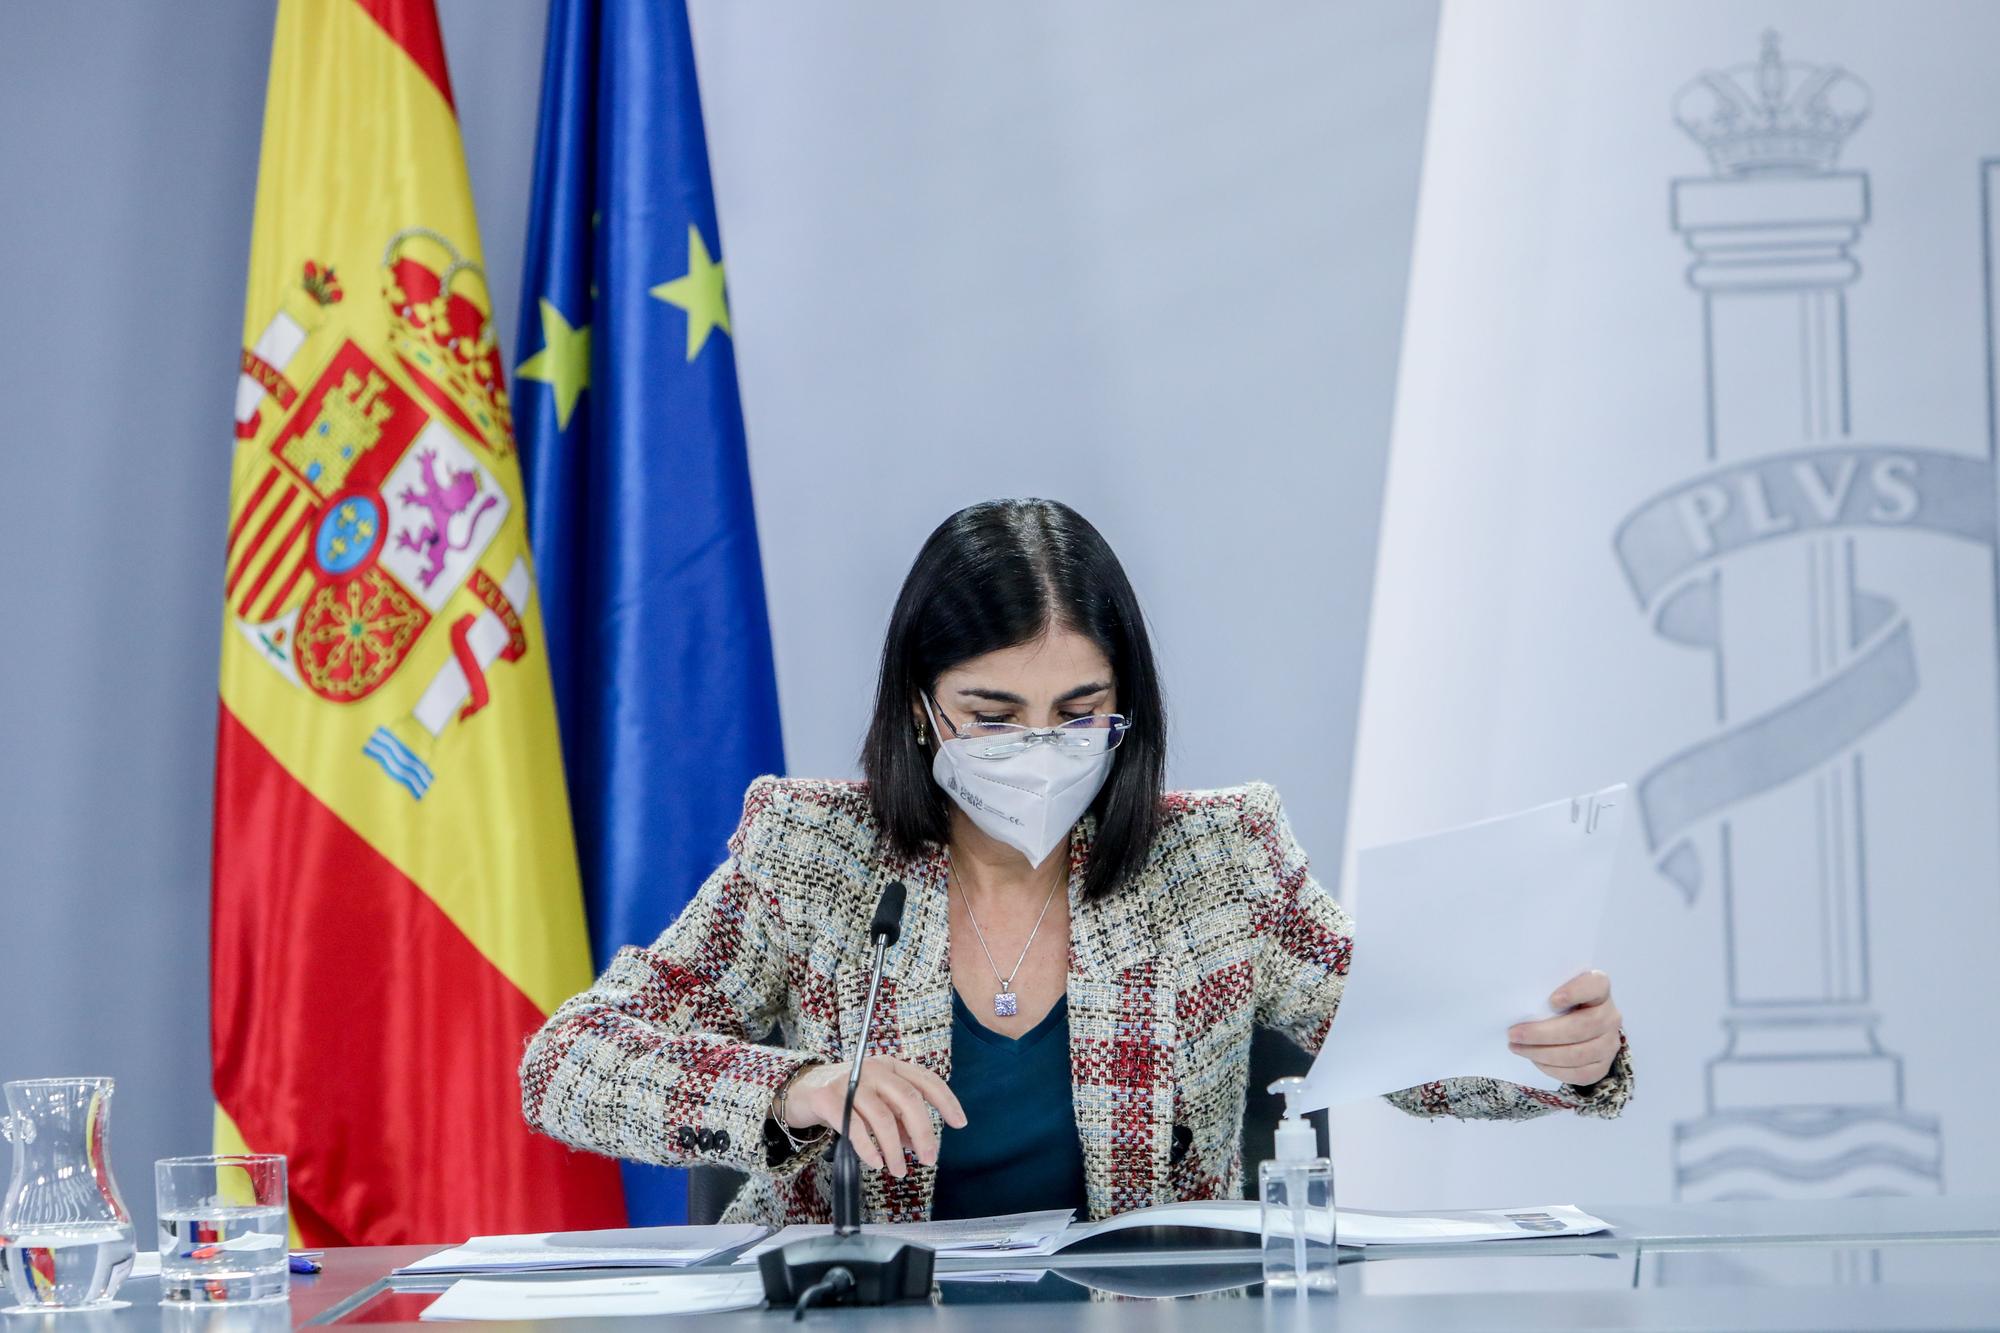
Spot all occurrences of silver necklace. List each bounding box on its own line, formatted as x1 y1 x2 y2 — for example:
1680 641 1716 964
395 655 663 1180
951 863 1064 1017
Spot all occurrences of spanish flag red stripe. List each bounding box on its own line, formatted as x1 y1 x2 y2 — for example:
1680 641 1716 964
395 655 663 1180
225 489 299 597
226 467 282 555
351 0 456 111
211 709 622 1244
234 507 313 617
254 556 313 625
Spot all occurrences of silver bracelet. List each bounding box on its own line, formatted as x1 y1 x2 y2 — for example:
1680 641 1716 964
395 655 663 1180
772 1074 823 1155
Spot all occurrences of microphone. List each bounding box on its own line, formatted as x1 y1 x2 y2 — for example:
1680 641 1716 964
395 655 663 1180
869 879 906 947
759 882 933 1315
834 878 907 1229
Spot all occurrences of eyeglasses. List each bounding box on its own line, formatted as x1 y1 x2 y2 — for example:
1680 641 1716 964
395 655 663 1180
931 696 1133 760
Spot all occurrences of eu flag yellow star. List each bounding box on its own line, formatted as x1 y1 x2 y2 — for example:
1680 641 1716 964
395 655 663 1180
649 225 732 361
515 298 591 429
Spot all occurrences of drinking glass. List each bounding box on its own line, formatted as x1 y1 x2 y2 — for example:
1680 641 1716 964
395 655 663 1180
155 1155 289 1305
160 1294 296 1333
0 1076 138 1312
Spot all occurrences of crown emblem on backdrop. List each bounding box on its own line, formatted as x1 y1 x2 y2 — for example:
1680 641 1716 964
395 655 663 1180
380 228 515 457
1674 31 1870 177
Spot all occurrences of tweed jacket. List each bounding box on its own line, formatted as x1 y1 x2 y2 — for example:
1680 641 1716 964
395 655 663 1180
520 776 1633 1227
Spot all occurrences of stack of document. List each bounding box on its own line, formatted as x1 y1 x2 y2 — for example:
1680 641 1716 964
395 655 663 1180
1040 1192 1600 1248
399 1225 766 1275
412 1204 1608 1316
735 1209 1074 1264
421 1272 765 1321
736 1201 1606 1264
1046 1200 1609 1249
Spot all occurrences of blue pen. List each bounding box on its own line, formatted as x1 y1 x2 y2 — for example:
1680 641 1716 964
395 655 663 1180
289 1254 322 1275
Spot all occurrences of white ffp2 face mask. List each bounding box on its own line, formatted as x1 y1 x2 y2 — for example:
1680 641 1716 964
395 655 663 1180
924 697 1117 867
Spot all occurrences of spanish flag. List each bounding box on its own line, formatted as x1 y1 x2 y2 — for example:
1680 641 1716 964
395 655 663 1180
212 0 625 1244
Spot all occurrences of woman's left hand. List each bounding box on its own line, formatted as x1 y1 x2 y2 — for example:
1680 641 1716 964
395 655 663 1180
1507 970 1622 1086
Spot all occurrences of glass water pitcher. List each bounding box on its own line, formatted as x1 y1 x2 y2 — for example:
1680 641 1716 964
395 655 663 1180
0 1077 138 1311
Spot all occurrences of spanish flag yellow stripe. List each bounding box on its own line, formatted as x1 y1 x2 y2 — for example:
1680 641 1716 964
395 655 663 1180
220 0 591 1022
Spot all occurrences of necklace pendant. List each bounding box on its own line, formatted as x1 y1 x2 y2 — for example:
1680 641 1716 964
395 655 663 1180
993 991 1018 1018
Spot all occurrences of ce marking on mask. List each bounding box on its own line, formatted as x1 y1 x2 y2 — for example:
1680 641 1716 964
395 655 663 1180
944 771 1024 826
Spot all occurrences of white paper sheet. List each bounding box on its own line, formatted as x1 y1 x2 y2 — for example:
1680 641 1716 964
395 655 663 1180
735 1210 1073 1263
399 1225 766 1275
420 1272 764 1320
1333 1204 1609 1245
935 1270 1050 1283
1303 784 1628 1109
1042 1199 1608 1250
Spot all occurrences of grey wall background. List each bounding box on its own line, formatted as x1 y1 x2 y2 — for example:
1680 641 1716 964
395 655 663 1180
691 0 1436 862
0 0 1438 1233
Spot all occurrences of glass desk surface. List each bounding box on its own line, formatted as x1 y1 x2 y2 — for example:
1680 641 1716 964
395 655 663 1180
14 1196 1998 1333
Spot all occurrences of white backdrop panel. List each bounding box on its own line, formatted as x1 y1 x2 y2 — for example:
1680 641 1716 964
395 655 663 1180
1339 0 2000 1216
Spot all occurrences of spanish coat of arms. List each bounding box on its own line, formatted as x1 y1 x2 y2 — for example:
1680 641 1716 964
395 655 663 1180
224 230 534 798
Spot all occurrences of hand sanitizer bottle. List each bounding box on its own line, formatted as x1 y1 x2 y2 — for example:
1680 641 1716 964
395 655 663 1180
1259 1076 1336 1294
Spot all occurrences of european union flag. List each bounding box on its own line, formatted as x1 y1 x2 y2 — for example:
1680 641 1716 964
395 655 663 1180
514 0 787 1226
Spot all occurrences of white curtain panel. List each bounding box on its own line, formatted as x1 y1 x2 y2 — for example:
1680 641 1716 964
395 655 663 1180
1337 0 2000 1250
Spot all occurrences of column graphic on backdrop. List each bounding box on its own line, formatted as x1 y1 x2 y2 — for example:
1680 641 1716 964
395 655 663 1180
1611 32 2000 1203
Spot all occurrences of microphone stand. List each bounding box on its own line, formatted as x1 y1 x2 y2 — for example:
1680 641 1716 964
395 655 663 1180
760 884 933 1316
830 931 888 1235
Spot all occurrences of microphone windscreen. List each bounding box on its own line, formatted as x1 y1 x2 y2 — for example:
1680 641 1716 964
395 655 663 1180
870 880 907 946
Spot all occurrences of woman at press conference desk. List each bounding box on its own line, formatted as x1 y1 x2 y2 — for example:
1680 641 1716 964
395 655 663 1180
519 499 1632 1227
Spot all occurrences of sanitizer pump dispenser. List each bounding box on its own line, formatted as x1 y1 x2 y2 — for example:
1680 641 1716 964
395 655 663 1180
1258 1076 1337 1294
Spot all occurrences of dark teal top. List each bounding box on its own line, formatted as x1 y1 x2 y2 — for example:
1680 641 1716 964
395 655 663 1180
929 989 1088 1223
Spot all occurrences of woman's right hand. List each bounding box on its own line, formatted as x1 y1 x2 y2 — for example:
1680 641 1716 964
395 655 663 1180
779 1057 967 1177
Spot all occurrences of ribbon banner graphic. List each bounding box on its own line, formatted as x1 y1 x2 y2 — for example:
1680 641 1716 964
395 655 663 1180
1615 444 1993 898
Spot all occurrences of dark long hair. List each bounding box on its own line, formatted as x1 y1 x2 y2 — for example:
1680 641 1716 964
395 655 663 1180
862 499 1167 900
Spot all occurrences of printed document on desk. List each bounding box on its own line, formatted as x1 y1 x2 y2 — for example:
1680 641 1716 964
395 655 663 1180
1042 1199 1609 1250
1303 784 1628 1109
421 1272 765 1320
399 1224 766 1274
736 1210 1073 1263
850 1202 1608 1271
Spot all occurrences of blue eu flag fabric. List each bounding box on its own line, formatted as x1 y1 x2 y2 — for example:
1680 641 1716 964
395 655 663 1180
514 0 787 1226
